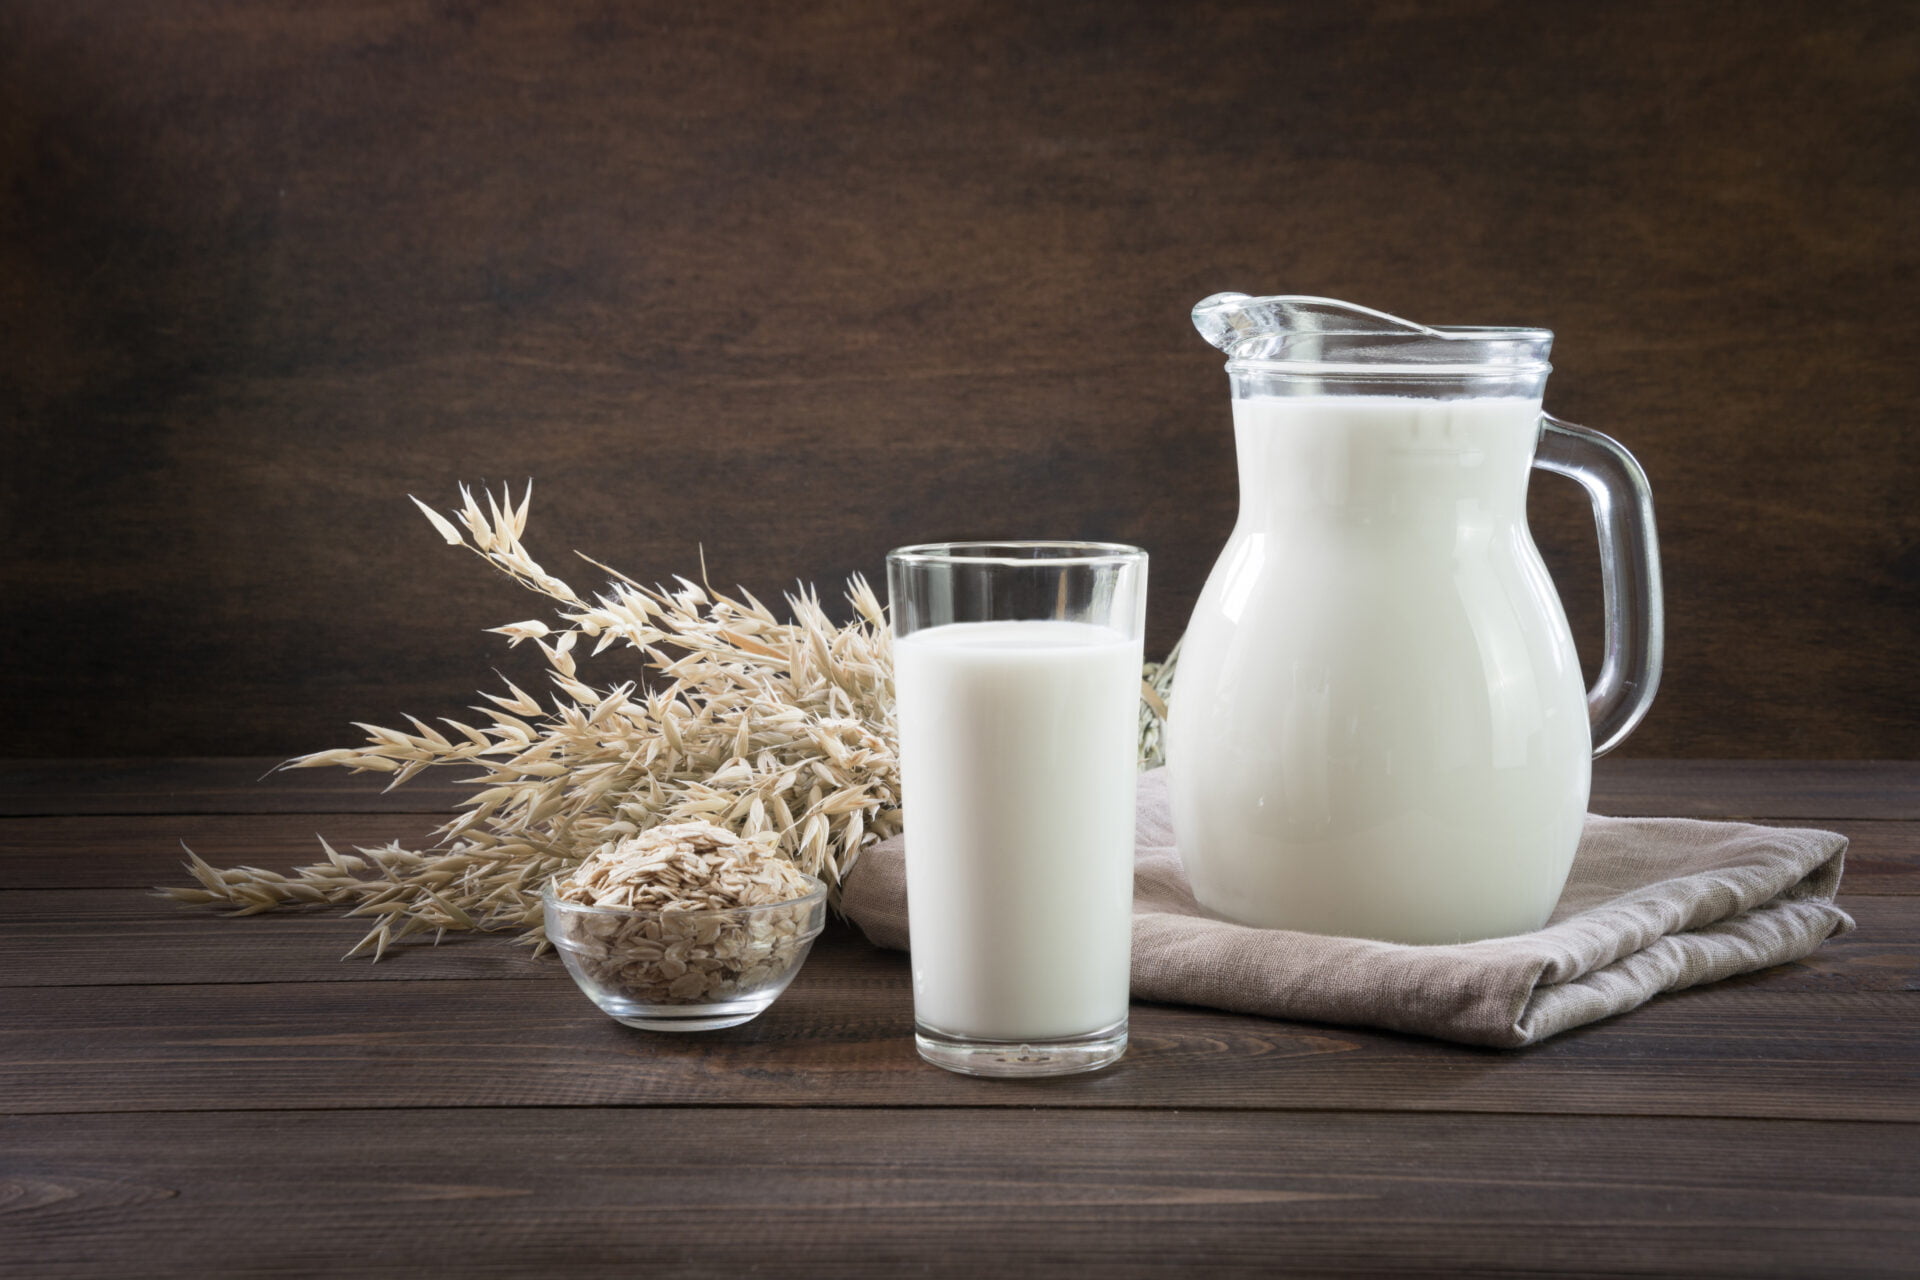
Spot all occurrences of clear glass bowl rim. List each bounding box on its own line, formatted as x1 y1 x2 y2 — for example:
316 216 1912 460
887 540 1147 569
541 874 829 923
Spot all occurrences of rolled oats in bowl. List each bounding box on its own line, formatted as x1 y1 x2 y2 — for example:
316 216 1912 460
544 821 827 1032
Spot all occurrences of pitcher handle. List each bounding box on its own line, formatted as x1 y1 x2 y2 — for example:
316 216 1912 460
1533 415 1665 757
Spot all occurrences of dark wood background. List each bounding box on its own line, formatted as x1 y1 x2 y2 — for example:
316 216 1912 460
2 0 1914 759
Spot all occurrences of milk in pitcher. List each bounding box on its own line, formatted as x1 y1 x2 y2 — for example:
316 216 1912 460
1167 393 1593 944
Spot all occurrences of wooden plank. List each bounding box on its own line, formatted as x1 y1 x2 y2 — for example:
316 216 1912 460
1 889 1907 990
1837 821 1920 895
3 3 1918 761
0 813 457 889
3 1109 1915 1278
2 939 1913 1120
0 887 554 984
6 811 1913 892
0 759 470 817
4 756 1917 819
1589 760 1920 821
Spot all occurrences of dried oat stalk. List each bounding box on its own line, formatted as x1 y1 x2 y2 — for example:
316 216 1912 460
1138 636 1180 770
165 483 898 958
164 484 1173 959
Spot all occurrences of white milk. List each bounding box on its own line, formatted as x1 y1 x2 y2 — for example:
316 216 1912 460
895 620 1141 1041
1167 394 1592 944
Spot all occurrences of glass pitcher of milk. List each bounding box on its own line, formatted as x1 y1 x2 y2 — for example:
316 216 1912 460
1166 294 1662 945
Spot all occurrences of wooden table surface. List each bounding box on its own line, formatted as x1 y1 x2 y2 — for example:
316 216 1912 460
3 758 1916 1277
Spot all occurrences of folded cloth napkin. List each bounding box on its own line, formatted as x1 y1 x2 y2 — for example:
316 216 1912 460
840 768 1853 1048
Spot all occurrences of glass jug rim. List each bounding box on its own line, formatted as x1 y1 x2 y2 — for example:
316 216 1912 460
1222 358 1552 379
1222 328 1555 376
1198 293 1554 375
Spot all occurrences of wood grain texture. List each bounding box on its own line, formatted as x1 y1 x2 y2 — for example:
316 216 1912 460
0 759 471 817
0 1 1915 759
4 756 1918 817
2 760 1915 1275
4 1110 1917 1278
3 891 1913 991
1587 760 1920 821
3 929 1914 1120
10 809 1916 892
0 886 557 984
0 812 459 888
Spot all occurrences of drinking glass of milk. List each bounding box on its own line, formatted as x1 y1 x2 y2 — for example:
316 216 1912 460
887 542 1148 1077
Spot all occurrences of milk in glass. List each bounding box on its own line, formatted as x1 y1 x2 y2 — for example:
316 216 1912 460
895 620 1141 1040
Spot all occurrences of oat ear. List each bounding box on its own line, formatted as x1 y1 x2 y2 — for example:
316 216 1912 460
410 495 467 546
166 493 1154 962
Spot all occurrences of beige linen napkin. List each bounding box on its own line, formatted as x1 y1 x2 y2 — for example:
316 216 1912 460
840 768 1853 1047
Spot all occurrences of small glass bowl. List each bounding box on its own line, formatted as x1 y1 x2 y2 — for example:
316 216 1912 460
542 877 828 1032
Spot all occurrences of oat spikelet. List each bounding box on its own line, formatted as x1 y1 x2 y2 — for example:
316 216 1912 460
1137 636 1181 770
163 484 898 958
164 484 1167 960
